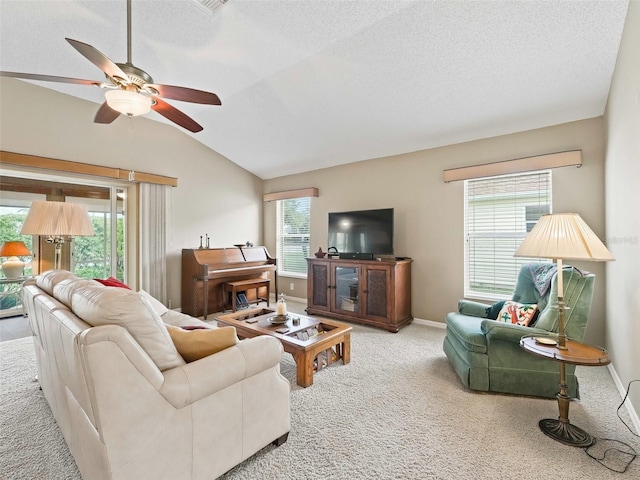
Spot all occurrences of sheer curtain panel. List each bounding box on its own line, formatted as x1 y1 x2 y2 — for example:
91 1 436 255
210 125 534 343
139 182 169 303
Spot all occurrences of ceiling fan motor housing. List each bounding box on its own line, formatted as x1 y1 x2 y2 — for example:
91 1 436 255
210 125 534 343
115 63 154 91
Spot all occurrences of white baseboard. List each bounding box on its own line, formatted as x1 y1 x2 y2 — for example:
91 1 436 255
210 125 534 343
607 363 640 435
413 317 446 329
270 294 307 304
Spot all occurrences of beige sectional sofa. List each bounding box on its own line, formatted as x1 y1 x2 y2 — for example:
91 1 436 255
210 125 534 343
22 270 290 480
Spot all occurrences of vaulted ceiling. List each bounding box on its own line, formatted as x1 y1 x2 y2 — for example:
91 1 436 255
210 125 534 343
0 0 629 179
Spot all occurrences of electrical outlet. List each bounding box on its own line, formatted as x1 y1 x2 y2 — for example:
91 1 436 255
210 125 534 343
289 283 294 291
168 299 172 309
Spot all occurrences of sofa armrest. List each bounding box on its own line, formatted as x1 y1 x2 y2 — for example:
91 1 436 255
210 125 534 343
79 326 285 409
78 324 165 390
481 319 552 343
458 299 491 318
159 336 284 408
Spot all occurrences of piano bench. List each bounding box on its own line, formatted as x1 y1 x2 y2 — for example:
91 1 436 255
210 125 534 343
224 278 270 312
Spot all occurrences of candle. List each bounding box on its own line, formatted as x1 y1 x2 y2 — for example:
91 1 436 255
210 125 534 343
276 294 287 316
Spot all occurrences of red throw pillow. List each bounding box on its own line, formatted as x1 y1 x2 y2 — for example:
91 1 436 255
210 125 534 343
94 276 131 289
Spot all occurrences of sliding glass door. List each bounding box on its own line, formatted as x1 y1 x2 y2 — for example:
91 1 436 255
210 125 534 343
0 176 128 317
67 188 126 279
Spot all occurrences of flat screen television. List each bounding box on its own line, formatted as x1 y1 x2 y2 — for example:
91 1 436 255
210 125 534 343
328 208 394 255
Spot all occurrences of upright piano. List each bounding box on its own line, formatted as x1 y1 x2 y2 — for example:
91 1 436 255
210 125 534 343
181 246 277 319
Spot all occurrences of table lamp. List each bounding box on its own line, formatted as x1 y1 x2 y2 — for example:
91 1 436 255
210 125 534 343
20 201 95 270
0 241 32 279
514 212 614 349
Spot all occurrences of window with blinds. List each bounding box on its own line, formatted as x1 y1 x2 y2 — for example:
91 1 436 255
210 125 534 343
276 197 311 277
464 170 551 298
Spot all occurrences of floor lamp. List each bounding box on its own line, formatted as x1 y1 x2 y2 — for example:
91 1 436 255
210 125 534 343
514 212 614 445
20 201 95 271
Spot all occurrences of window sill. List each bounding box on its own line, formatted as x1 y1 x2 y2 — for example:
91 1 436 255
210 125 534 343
278 273 307 280
463 292 509 304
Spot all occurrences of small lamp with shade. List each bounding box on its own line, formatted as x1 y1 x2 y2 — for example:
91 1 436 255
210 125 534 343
0 241 32 279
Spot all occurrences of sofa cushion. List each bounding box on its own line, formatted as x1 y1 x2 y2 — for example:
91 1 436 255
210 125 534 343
162 309 212 329
71 284 185 371
53 278 102 308
165 325 238 362
138 289 169 316
496 301 538 327
36 270 78 295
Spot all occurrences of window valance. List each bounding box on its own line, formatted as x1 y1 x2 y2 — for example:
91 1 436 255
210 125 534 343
263 187 319 202
1 150 178 187
443 150 581 183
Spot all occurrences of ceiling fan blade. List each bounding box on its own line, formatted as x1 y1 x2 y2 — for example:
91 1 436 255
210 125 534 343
146 84 221 105
0 71 101 86
94 102 120 124
66 38 129 82
151 98 203 133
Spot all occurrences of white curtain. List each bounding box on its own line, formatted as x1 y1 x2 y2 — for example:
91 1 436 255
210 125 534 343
139 182 169 303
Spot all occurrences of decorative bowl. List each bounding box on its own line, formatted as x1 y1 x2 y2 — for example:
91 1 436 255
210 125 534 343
268 314 290 325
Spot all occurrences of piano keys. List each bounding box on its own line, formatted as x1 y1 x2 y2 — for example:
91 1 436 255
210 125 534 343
181 246 277 319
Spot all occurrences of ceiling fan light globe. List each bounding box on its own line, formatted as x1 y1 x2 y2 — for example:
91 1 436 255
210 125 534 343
105 89 151 116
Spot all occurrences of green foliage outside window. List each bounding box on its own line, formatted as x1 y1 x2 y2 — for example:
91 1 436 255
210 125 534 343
277 197 310 277
0 211 33 309
74 213 125 280
0 209 125 282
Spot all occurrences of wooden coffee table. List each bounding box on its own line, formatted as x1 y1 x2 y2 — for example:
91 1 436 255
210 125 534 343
216 307 351 387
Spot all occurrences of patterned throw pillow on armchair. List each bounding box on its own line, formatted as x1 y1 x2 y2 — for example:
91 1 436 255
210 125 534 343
496 300 538 327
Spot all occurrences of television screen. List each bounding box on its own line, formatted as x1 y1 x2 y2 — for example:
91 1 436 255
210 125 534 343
328 208 394 255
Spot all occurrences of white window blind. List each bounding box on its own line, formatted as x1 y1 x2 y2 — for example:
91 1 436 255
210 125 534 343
276 197 310 277
464 171 552 298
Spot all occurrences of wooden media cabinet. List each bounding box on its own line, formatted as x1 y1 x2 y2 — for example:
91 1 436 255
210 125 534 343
306 257 412 332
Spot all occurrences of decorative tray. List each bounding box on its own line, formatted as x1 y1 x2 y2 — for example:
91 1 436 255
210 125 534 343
268 314 290 325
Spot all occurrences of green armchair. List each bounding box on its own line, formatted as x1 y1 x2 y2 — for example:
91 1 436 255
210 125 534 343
443 263 595 398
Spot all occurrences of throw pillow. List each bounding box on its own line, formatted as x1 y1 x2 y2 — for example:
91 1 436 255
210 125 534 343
496 301 538 327
166 325 238 362
94 276 131 289
487 300 506 320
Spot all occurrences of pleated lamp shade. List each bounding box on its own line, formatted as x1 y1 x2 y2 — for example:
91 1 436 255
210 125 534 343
21 201 95 237
514 213 614 262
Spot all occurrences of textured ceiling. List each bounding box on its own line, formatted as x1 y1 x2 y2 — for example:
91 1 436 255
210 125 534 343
0 0 629 179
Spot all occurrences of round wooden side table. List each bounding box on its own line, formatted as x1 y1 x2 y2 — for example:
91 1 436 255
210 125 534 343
520 334 610 447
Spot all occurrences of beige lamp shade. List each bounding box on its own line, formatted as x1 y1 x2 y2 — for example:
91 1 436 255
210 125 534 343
514 213 614 262
21 201 95 237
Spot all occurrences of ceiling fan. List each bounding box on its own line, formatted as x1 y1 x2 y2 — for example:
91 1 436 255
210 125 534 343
0 0 220 133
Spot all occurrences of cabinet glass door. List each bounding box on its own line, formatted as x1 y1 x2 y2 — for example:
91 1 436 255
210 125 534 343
334 264 359 314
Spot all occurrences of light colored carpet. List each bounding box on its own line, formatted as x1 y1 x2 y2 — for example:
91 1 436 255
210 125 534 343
1 323 638 479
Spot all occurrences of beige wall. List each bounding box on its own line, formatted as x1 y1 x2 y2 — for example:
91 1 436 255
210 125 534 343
0 78 263 308
604 0 640 425
264 116 608 345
